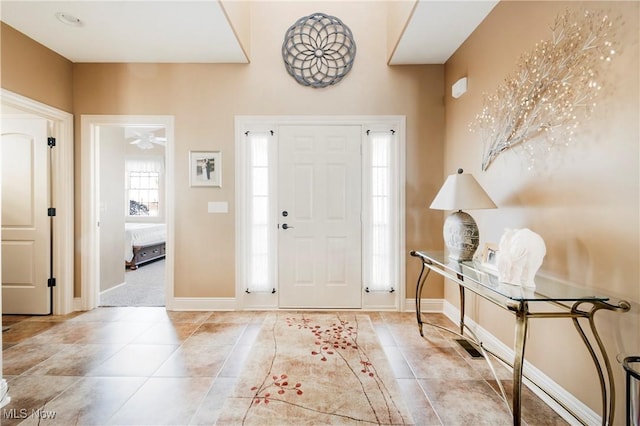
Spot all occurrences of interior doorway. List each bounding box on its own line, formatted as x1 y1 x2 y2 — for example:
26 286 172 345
95 124 167 307
81 115 175 311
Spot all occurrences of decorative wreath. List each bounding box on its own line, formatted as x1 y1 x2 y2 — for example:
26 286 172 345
282 13 356 88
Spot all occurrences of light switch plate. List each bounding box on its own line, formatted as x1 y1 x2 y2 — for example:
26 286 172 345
208 201 228 213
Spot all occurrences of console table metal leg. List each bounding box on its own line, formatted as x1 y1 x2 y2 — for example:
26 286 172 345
513 303 529 426
572 315 610 425
570 300 630 426
458 275 465 336
414 260 431 337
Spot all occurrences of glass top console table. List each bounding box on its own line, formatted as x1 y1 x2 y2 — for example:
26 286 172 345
410 250 630 426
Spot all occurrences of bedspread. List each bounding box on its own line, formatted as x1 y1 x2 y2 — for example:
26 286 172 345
124 223 166 262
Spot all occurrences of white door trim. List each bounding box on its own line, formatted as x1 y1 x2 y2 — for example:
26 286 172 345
235 115 406 311
0 89 74 315
80 115 175 311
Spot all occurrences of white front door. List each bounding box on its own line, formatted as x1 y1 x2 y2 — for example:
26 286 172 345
278 125 362 308
1 117 51 314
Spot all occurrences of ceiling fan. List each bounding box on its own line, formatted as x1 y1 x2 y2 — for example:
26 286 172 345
127 131 167 150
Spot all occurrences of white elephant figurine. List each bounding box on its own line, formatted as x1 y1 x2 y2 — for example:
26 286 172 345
496 228 546 288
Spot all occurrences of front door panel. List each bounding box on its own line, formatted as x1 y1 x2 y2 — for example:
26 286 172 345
278 125 362 308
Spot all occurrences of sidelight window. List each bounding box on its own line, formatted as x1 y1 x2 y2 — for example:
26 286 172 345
363 129 398 293
244 131 276 293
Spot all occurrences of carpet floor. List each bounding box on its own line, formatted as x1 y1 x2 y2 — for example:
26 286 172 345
216 312 413 425
100 259 165 307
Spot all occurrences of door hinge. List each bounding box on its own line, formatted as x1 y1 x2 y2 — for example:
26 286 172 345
48 277 56 287
48 207 56 217
47 137 56 147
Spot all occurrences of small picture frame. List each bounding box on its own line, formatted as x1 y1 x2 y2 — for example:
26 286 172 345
189 151 221 187
481 243 499 272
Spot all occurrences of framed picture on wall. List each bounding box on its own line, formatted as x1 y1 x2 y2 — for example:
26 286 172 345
189 151 221 187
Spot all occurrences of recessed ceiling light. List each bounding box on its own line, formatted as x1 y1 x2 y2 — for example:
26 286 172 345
55 12 82 27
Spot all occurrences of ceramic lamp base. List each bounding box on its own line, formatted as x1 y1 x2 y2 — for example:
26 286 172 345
443 210 479 261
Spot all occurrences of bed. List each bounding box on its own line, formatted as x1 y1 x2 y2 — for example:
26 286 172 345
125 223 167 270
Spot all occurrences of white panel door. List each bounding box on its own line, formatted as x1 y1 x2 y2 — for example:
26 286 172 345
1 118 50 314
278 125 362 308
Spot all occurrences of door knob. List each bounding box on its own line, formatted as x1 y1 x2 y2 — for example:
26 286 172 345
282 223 294 230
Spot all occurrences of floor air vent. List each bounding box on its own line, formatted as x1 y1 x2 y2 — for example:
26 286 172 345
456 339 483 358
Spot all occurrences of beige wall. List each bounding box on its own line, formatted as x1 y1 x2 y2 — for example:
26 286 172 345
0 22 73 112
72 1 445 299
444 1 639 419
99 126 126 292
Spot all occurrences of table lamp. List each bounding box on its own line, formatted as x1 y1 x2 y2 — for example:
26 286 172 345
430 168 497 261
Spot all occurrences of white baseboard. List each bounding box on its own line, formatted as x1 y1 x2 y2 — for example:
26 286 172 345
403 298 444 313
441 299 599 426
72 296 438 313
99 281 127 295
168 297 236 311
72 297 84 312
70 296 237 312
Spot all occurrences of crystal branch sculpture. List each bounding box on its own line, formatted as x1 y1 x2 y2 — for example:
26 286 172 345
471 9 619 171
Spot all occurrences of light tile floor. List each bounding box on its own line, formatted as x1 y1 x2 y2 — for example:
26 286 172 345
1 308 568 425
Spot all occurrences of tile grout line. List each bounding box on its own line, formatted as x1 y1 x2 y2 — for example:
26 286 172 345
185 319 256 425
378 315 446 426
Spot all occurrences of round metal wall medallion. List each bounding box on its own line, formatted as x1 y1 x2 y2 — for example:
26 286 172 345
282 13 356 88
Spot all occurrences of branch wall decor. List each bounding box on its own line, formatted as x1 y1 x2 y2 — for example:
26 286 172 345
470 9 620 171
282 13 356 88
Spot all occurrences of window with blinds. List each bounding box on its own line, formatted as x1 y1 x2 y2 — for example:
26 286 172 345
125 157 164 217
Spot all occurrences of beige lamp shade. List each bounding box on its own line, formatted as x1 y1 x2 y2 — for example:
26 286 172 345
430 169 496 211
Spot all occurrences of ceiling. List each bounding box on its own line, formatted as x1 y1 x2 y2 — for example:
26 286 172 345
0 0 498 65
390 0 499 64
0 1 248 63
